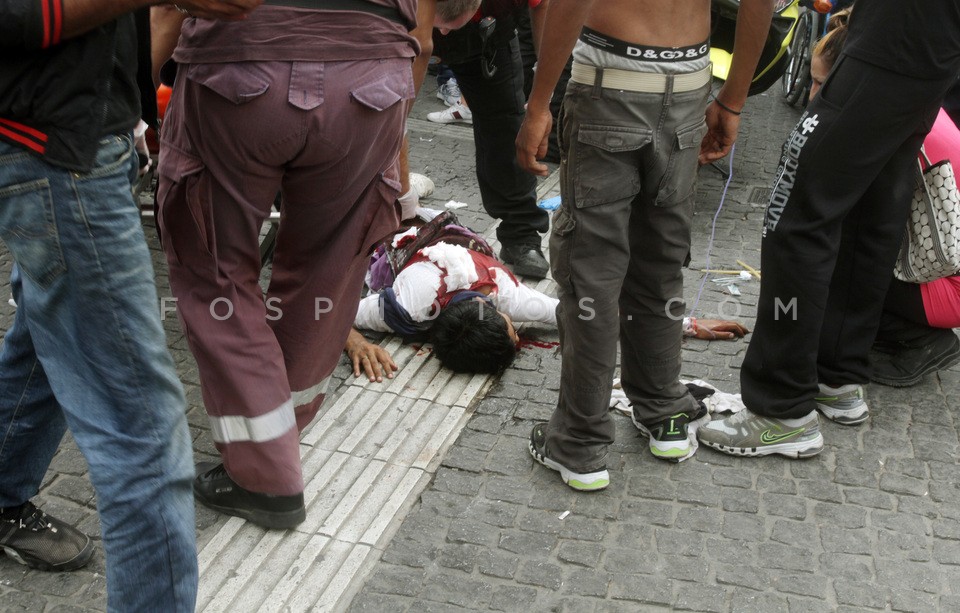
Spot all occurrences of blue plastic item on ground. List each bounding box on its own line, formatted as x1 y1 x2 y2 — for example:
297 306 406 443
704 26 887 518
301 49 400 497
538 195 562 210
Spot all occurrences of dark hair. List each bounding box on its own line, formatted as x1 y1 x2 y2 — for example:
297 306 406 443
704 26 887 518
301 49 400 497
814 7 852 71
430 300 517 374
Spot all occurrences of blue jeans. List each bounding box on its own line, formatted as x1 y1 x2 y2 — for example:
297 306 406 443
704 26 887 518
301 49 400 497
0 136 197 611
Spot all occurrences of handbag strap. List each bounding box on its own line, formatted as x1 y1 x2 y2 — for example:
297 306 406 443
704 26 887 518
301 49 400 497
918 144 933 171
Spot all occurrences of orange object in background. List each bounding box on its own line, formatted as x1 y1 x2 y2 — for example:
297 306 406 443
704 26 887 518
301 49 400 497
145 85 172 155
157 85 172 121
813 0 834 13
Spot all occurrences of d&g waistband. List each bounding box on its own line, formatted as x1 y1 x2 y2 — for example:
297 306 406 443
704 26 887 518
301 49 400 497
579 27 709 62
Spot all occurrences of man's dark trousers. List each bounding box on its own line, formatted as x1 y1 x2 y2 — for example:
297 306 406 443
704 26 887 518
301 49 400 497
448 33 548 250
741 55 955 420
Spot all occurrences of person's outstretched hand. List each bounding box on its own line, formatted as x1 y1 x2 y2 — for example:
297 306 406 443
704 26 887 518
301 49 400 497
695 319 750 340
516 105 553 177
345 328 398 383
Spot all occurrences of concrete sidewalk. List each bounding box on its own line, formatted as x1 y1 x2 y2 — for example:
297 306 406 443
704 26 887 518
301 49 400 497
3 77 960 613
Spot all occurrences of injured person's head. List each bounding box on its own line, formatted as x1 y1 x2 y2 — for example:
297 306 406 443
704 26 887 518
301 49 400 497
429 298 519 374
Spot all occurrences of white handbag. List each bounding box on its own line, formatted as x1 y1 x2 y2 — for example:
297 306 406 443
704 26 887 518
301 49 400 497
893 147 960 284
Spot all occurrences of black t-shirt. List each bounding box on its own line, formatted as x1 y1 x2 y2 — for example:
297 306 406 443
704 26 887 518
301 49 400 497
481 0 526 18
101 14 142 139
843 0 960 80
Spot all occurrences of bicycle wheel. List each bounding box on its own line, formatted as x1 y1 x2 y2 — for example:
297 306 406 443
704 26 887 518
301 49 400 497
781 9 814 107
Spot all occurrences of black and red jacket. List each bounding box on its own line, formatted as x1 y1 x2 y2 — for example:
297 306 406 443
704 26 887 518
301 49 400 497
0 0 140 172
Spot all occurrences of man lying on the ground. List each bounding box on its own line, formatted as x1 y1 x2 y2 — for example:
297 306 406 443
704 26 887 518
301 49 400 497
347 311 749 379
355 232 557 374
349 214 749 376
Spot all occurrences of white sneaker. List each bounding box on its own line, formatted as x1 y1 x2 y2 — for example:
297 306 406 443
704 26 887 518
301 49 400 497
815 383 869 425
436 79 462 106
427 103 472 125
408 173 435 199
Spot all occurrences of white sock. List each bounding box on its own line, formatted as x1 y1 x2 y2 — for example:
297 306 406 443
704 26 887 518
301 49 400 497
397 189 419 220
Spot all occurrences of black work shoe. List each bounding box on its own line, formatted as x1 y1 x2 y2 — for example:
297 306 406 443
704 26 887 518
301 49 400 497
193 463 306 529
0 501 94 571
871 329 960 388
500 244 549 280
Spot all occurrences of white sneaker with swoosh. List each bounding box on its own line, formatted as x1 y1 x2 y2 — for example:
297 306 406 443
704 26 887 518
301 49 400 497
697 408 823 458
815 383 869 425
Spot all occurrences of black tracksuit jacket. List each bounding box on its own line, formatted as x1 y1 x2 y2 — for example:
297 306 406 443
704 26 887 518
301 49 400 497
0 0 140 172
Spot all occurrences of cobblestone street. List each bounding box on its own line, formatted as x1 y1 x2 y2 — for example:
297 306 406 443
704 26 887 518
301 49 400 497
2 70 960 613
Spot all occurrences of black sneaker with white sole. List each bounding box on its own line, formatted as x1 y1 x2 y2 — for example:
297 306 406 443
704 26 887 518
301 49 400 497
633 404 708 461
528 423 609 491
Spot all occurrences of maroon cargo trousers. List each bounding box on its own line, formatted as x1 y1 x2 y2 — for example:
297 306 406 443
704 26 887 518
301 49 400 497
157 59 411 495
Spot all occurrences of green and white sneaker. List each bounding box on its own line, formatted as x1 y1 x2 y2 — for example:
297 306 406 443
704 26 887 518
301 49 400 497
632 406 707 462
697 408 824 458
815 383 869 425
528 423 609 492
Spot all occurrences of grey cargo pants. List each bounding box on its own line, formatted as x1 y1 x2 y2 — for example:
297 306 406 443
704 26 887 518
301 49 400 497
545 72 710 473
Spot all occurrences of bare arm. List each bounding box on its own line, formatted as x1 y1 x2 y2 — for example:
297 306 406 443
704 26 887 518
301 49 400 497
150 5 186 88
62 0 261 41
528 0 548 57
397 0 435 196
410 0 436 95
698 0 773 164
516 0 594 176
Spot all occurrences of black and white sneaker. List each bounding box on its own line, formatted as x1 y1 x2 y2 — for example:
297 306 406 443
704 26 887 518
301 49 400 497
528 423 609 491
633 405 707 461
0 501 94 571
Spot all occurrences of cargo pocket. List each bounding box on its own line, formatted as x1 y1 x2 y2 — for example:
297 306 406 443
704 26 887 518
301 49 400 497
184 62 271 105
351 64 413 113
574 125 650 208
156 147 215 268
0 179 65 288
549 204 577 295
354 172 403 259
656 118 708 207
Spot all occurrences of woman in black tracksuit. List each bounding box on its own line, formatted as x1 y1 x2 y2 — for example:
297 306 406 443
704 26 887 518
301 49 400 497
701 0 960 457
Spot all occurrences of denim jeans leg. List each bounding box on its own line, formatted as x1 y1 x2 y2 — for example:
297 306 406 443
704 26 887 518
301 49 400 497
0 137 197 611
0 265 66 507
